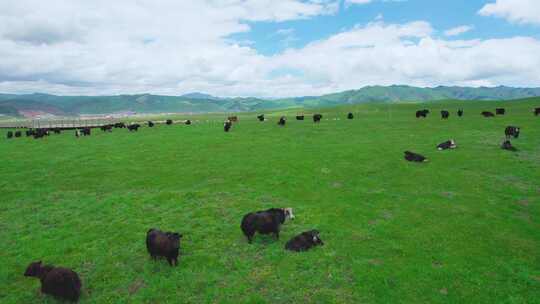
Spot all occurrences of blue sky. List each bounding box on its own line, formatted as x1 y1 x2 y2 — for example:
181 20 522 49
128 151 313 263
234 0 540 55
0 0 539 97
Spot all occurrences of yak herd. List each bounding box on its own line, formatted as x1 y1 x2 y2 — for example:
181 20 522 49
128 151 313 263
7 105 539 302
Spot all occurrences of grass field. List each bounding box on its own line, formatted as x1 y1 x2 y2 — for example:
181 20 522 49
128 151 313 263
1 100 539 303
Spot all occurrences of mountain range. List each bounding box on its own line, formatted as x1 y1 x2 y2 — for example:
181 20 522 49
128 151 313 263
1 85 540 118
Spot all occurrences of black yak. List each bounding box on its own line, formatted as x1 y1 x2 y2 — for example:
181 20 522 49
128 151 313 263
81 128 91 136
14 131 22 137
404 151 428 162
347 112 354 119
24 261 81 302
224 119 232 132
185 120 192 125
313 114 322 123
437 139 457 150
481 111 495 117
257 114 265 122
535 107 540 116
441 110 449 119
278 116 286 126
505 126 520 139
33 129 49 139
146 229 183 266
501 140 517 151
457 109 463 117
7 131 13 139
148 121 155 127
127 124 140 132
100 125 112 132
285 230 324 252
52 128 61 134
241 208 294 243
114 122 126 128
166 119 173 125
26 129 35 137
416 109 429 118
296 115 305 121
496 108 505 115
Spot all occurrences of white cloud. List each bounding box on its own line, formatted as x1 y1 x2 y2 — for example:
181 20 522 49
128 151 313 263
479 0 540 25
444 25 474 37
345 0 372 5
0 0 539 98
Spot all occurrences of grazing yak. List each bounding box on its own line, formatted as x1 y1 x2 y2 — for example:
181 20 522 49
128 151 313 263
457 109 463 117
24 261 82 302
496 108 505 115
146 228 183 267
148 121 155 127
416 109 429 118
127 124 140 132
278 116 286 126
7 131 13 139
296 115 305 120
481 111 495 117
505 126 520 139
257 114 265 122
437 139 457 150
347 112 354 119
441 110 449 119
285 230 324 252
501 140 517 151
241 208 294 243
224 119 232 132
166 119 173 125
313 114 322 123
535 107 540 116
404 151 428 162
114 122 126 128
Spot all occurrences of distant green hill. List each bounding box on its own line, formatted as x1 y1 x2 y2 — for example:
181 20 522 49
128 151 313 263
1 85 539 117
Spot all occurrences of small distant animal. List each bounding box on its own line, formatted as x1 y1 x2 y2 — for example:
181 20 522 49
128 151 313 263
457 109 463 117
285 230 324 252
278 116 286 126
296 115 304 120
166 119 173 125
437 139 457 150
416 109 429 118
481 111 495 117
100 125 112 132
347 112 354 119
24 261 82 302
148 121 155 127
75 130 80 138
7 131 13 139
224 119 232 132
505 126 520 139
146 228 183 266
114 122 126 128
501 140 517 151
241 208 294 243
228 116 238 123
127 124 140 132
185 120 192 125
81 128 91 136
52 129 61 134
441 110 449 119
14 131 22 137
496 108 505 115
257 114 265 122
404 151 428 162
313 114 322 123
535 107 540 116
26 129 35 137
33 129 49 139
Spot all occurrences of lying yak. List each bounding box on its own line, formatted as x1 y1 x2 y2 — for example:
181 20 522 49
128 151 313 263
441 110 449 119
24 261 82 302
146 228 183 266
505 126 520 139
278 116 286 126
347 112 354 119
241 208 294 243
501 140 517 151
296 115 305 121
185 120 192 125
285 230 324 252
166 119 173 125
404 151 428 162
257 114 265 122
496 108 505 115
224 120 232 132
481 111 495 117
313 114 322 123
437 139 457 151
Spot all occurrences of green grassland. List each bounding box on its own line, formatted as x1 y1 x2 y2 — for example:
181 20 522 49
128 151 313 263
1 100 539 303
